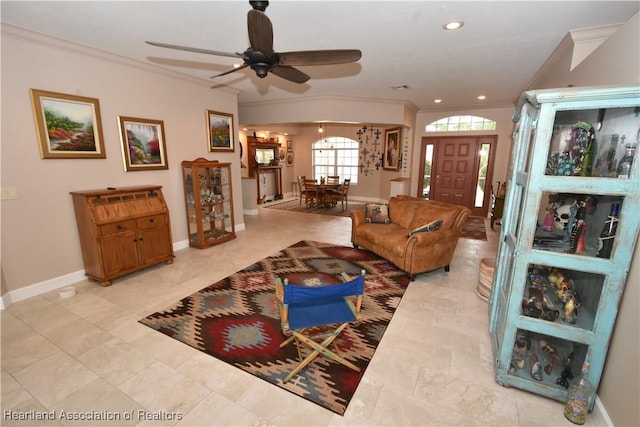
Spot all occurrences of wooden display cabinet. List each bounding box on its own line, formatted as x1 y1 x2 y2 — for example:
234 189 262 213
71 186 174 286
181 158 236 248
489 85 639 407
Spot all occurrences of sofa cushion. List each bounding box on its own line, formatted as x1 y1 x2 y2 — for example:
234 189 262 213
388 198 417 229
357 223 408 257
364 203 391 223
409 205 459 230
408 219 442 237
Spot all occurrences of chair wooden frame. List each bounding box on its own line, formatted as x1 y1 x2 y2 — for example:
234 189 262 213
328 178 351 211
275 270 365 383
303 178 319 207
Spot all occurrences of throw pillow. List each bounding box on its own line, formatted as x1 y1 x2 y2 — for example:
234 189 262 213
364 203 391 224
407 219 442 237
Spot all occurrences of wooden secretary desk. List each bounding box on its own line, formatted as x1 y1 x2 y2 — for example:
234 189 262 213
71 185 174 286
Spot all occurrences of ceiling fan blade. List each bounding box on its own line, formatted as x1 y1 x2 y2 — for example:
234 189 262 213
278 49 362 66
146 41 245 59
247 9 273 54
211 63 251 79
270 65 310 84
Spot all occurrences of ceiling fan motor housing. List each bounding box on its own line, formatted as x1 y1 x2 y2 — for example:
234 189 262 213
250 63 271 78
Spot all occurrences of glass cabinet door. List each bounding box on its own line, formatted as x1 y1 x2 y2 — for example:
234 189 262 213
182 159 235 249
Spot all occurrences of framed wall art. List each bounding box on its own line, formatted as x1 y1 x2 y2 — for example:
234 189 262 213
207 110 234 152
383 127 401 171
30 89 106 159
118 116 168 171
287 140 293 152
286 152 294 167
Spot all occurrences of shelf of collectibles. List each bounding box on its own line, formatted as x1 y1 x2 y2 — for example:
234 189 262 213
181 158 235 248
489 85 640 407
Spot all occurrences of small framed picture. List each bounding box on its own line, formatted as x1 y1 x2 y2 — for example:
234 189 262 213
30 89 106 159
383 127 401 171
118 116 168 171
207 110 234 152
287 140 293 152
286 152 294 167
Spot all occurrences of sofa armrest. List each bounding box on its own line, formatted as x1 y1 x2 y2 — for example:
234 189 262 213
350 209 366 227
408 228 459 246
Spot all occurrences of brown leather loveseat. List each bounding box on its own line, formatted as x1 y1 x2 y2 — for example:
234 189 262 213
350 195 471 280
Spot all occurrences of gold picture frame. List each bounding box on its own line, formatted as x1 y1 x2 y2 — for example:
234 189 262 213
118 116 169 171
207 110 234 152
383 127 401 171
30 89 106 159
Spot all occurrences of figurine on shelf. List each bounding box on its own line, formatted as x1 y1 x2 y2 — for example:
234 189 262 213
556 352 576 389
543 207 557 231
563 296 578 324
567 195 598 254
570 121 595 177
530 353 544 381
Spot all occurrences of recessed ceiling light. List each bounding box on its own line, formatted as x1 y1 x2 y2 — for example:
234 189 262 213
434 99 442 103
443 20 464 31
477 95 487 100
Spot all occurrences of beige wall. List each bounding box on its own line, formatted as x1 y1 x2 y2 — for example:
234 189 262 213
526 12 639 427
1 26 242 297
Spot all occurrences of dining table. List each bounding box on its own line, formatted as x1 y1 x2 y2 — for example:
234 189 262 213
308 179 341 208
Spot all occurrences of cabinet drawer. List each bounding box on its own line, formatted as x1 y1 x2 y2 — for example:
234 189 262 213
137 214 167 229
99 220 136 235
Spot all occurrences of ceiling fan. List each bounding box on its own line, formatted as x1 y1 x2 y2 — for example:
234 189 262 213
146 0 362 84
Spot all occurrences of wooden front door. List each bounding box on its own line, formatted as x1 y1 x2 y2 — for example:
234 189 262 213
418 135 497 216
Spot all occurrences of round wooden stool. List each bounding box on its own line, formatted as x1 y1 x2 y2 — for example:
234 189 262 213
476 257 496 302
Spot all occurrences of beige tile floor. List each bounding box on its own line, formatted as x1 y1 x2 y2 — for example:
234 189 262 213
1 204 594 426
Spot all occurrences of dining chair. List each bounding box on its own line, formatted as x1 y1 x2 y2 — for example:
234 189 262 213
326 176 340 185
303 178 318 207
297 175 307 205
330 178 351 210
275 270 366 383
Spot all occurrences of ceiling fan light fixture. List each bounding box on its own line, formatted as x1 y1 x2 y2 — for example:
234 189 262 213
391 84 409 91
443 20 464 31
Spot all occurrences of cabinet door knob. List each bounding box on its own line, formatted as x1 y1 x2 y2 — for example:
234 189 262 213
149 219 154 223
117 225 123 230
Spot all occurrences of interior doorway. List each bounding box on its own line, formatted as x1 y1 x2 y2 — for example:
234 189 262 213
417 135 497 217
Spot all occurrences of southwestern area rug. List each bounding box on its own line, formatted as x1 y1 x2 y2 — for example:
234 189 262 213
139 240 410 415
262 199 365 217
461 216 488 241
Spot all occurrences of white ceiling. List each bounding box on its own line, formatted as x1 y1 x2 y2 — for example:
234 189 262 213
2 1 638 119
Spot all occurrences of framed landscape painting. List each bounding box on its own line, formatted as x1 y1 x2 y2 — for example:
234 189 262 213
118 116 169 171
30 89 106 159
207 110 234 152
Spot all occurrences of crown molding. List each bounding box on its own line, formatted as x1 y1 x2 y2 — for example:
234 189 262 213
1 23 240 96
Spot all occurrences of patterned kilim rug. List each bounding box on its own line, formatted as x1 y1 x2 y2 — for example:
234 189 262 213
461 216 488 240
139 240 410 415
262 199 365 217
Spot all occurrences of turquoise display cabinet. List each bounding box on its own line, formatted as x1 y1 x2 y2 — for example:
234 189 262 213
489 85 640 405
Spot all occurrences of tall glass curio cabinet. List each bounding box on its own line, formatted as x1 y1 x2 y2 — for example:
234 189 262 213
489 86 639 407
181 158 235 248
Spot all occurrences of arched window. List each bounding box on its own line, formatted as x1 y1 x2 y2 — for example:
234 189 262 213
426 115 496 132
312 137 359 184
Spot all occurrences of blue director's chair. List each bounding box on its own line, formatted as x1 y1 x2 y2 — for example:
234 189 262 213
275 270 366 383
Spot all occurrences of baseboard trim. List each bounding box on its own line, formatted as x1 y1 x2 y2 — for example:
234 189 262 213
0 239 202 309
592 395 613 426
